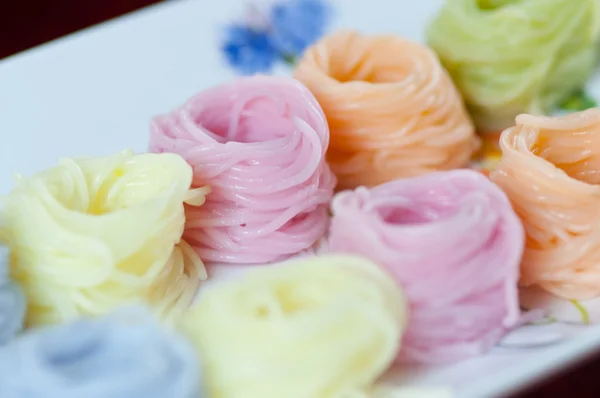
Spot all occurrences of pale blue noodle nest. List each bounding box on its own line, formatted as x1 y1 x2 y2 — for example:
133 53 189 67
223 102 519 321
0 307 202 398
0 245 26 345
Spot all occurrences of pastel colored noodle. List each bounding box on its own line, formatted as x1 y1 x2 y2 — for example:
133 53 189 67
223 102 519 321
149 75 336 264
427 0 600 132
179 254 408 398
329 170 523 364
490 109 600 300
0 150 210 327
293 30 479 190
0 245 26 345
0 307 201 398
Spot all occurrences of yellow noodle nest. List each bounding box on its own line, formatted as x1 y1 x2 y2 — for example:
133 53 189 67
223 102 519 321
180 254 408 398
0 150 210 327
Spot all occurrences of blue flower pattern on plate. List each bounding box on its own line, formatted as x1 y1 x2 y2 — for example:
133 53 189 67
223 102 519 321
270 0 331 57
222 25 279 75
221 0 330 74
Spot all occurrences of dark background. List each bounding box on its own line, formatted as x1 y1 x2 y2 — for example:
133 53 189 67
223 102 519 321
0 0 163 59
2 0 600 396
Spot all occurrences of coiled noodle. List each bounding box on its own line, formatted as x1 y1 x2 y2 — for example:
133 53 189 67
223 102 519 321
0 150 209 326
427 0 600 131
149 75 336 264
490 109 600 299
180 254 408 398
0 307 201 397
329 170 523 363
293 30 479 190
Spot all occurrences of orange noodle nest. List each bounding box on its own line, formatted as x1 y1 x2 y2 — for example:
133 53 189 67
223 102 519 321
490 108 600 300
294 30 480 190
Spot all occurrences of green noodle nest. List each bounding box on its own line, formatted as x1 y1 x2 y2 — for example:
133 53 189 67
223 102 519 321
427 0 600 131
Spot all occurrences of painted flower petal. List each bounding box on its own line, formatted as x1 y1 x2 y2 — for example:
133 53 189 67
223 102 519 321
222 25 279 75
269 0 331 57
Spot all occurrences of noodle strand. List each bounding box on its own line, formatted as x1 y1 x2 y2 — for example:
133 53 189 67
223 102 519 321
329 170 523 363
427 0 600 131
180 254 407 398
0 307 201 397
0 150 209 326
490 108 600 300
294 30 479 189
149 75 336 264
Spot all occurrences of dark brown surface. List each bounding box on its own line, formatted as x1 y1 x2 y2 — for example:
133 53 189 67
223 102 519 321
516 355 600 397
0 0 164 59
2 1 600 397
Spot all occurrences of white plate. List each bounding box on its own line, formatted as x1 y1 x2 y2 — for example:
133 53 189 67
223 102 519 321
1 1 600 397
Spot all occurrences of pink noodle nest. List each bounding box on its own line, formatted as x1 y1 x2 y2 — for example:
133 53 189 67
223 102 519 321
149 75 336 264
329 169 524 364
